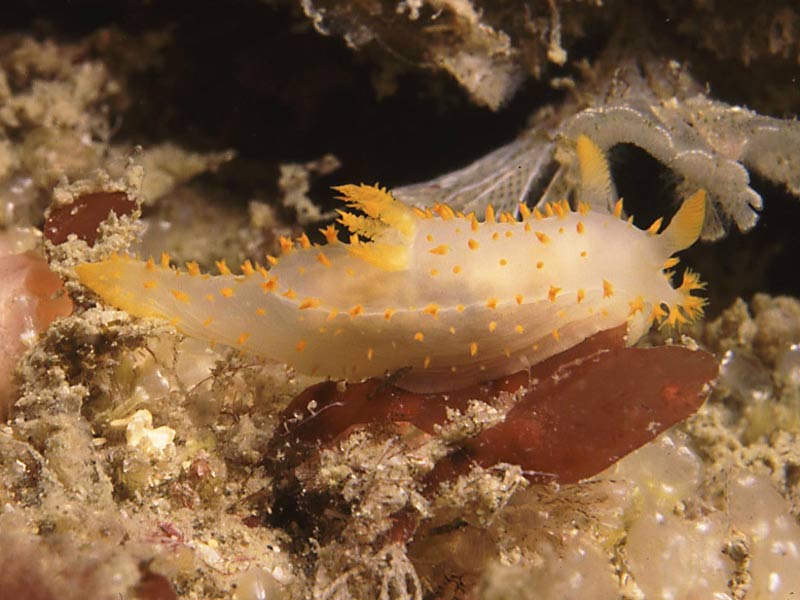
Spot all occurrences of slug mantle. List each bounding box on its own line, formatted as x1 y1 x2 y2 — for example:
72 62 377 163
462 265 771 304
75 136 706 392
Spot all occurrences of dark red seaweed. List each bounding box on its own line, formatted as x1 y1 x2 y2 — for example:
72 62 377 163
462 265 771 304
278 327 717 486
44 191 136 246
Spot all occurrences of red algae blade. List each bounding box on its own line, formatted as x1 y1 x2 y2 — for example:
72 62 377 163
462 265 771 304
276 327 717 486
276 379 435 450
44 191 137 246
433 341 718 485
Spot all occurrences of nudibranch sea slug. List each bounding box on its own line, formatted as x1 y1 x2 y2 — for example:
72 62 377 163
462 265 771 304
76 136 707 392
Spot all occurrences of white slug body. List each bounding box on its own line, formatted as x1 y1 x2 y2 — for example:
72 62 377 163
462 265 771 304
76 136 706 392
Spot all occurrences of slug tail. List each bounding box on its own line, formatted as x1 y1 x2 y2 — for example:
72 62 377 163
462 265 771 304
75 255 171 321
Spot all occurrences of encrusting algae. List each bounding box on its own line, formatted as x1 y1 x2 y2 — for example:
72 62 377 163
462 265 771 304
75 136 706 392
